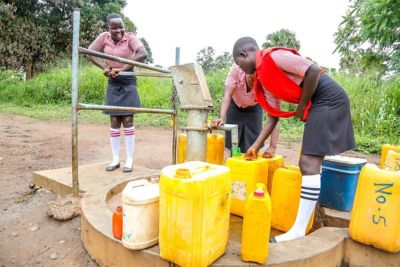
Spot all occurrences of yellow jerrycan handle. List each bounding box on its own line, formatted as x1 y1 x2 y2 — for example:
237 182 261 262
175 164 212 179
243 153 258 161
126 179 148 189
385 150 400 171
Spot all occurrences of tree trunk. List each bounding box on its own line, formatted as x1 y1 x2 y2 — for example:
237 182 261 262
25 63 33 80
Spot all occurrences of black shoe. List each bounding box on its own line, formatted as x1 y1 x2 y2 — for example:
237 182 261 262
122 166 133 172
269 237 277 243
106 163 120 171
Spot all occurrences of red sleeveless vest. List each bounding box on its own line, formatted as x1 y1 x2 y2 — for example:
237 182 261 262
253 47 312 121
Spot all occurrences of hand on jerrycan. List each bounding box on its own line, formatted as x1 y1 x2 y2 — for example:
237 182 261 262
262 145 276 158
245 146 258 160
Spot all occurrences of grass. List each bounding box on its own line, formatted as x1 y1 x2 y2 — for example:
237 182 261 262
333 73 400 153
0 65 399 153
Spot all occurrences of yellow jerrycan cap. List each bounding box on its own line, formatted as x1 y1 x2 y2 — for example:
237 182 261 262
254 183 266 197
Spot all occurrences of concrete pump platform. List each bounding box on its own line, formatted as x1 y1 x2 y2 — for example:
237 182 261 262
32 162 159 195
34 163 400 266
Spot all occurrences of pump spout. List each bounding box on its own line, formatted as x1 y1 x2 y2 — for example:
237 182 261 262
218 124 239 148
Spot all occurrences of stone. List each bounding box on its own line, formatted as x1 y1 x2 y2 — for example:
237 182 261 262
49 253 58 260
47 195 81 221
29 224 39 232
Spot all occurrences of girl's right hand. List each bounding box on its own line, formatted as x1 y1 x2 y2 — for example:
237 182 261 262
245 146 258 160
210 118 224 128
103 66 112 77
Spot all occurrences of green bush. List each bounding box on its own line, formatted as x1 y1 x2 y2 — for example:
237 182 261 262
333 73 400 152
0 69 23 84
0 65 173 108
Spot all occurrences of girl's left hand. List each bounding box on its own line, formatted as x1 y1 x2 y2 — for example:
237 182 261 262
110 68 121 78
262 145 276 158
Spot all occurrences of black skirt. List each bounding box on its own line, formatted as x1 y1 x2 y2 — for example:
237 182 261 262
103 74 141 116
302 73 355 156
225 100 263 152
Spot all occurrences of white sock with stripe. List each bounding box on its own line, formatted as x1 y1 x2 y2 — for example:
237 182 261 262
109 128 120 166
124 126 135 169
274 174 321 242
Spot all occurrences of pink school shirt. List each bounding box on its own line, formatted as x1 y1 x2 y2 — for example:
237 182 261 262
88 32 144 69
269 49 313 86
224 65 258 108
260 50 313 112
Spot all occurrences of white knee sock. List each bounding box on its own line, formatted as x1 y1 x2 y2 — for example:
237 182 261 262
109 128 120 166
124 126 135 168
274 174 321 242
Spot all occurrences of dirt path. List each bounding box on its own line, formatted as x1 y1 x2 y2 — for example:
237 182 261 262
0 113 379 266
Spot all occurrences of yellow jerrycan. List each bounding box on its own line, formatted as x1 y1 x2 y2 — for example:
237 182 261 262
380 144 400 168
177 133 225 165
271 165 314 233
177 133 187 164
159 161 231 267
258 153 285 195
207 133 225 165
226 155 269 216
241 183 271 264
350 151 400 252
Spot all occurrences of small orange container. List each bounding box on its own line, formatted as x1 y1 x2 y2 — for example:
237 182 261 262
112 206 123 240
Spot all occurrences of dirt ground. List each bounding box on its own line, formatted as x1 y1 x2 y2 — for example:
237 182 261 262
0 112 380 267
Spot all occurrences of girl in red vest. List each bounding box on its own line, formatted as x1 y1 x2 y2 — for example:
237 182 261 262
232 37 355 243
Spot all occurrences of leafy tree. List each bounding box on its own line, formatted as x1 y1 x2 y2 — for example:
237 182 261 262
338 50 388 77
262 29 301 50
196 46 216 73
140 38 153 64
214 52 233 70
0 0 147 79
335 0 400 75
0 3 54 79
196 47 234 73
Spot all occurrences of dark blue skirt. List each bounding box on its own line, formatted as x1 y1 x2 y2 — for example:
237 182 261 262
225 100 263 152
302 73 356 156
103 75 141 116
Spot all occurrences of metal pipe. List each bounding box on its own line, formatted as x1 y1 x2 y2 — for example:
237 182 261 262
186 110 208 161
78 103 175 115
71 8 80 197
119 71 172 78
180 127 209 131
79 47 170 74
170 48 180 164
172 113 177 164
175 47 180 65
